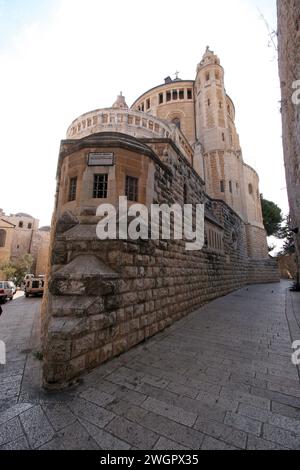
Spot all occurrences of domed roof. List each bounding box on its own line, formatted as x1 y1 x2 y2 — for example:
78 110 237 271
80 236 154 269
15 212 33 218
39 226 51 232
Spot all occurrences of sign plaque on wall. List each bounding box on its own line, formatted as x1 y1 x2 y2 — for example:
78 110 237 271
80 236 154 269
88 152 115 166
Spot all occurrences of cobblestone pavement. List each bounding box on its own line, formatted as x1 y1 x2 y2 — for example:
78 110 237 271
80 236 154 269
0 281 300 450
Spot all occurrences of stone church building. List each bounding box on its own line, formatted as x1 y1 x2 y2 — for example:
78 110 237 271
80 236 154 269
42 49 278 389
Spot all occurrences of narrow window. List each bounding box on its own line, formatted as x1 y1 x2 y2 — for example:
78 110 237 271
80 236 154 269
207 99 210 106
248 183 253 195
172 90 178 100
229 181 233 193
215 71 220 80
184 183 188 204
125 176 139 202
206 72 210 81
93 174 108 199
220 180 225 193
0 230 6 248
28 223 32 229
166 91 171 102
222 132 225 141
187 89 192 100
219 101 223 109
141 103 145 112
19 222 23 228
179 89 184 100
68 177 77 202
159 93 164 104
146 99 150 110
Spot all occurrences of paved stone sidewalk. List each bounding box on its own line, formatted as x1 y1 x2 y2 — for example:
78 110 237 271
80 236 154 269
0 281 300 450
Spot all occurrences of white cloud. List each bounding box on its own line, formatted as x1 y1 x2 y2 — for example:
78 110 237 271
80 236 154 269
0 0 288 228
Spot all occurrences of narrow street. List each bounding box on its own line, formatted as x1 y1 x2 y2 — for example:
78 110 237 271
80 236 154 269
0 282 300 450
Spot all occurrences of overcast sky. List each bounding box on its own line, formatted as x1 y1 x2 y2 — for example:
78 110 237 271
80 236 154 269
0 0 287 230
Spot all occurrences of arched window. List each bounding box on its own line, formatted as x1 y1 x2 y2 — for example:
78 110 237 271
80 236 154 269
172 118 181 130
0 230 6 248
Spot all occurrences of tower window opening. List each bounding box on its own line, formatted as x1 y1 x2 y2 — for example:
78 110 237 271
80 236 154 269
159 93 164 104
222 132 225 141
172 90 178 100
219 101 223 109
141 103 145 112
248 183 253 195
187 89 192 100
207 99 211 106
93 174 108 199
166 91 171 102
125 176 139 202
206 72 210 81
179 89 184 100
0 230 6 248
146 99 150 110
19 222 23 228
184 183 188 204
215 71 220 80
68 177 77 202
28 223 32 229
220 180 225 193
229 181 233 193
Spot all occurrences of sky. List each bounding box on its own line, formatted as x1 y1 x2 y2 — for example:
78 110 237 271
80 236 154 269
0 0 288 235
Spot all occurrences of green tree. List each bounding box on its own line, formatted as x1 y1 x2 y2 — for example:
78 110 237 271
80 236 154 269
0 263 17 281
0 254 34 285
261 196 283 237
277 216 296 255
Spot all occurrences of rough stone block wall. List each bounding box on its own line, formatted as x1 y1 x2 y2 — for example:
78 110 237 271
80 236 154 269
277 0 300 281
42 138 279 389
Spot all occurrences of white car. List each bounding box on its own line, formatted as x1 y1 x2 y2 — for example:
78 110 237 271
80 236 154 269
0 281 13 303
25 276 45 298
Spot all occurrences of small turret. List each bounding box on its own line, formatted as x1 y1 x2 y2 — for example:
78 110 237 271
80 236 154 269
112 92 129 110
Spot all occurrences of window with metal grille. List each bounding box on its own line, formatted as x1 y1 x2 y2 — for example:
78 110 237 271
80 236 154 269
93 174 108 199
68 177 77 202
125 176 138 202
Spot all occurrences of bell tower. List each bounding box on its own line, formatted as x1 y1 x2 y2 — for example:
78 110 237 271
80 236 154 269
194 47 233 153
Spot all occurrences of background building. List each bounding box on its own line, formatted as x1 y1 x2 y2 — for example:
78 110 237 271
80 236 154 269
0 209 50 279
277 0 300 287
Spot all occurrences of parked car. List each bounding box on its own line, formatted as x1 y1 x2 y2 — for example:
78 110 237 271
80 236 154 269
0 281 13 303
25 276 45 298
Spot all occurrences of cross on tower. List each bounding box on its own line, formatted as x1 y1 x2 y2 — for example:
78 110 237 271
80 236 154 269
174 71 180 80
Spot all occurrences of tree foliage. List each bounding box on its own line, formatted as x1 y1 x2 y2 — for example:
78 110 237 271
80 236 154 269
277 216 296 255
0 254 34 285
261 197 283 237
